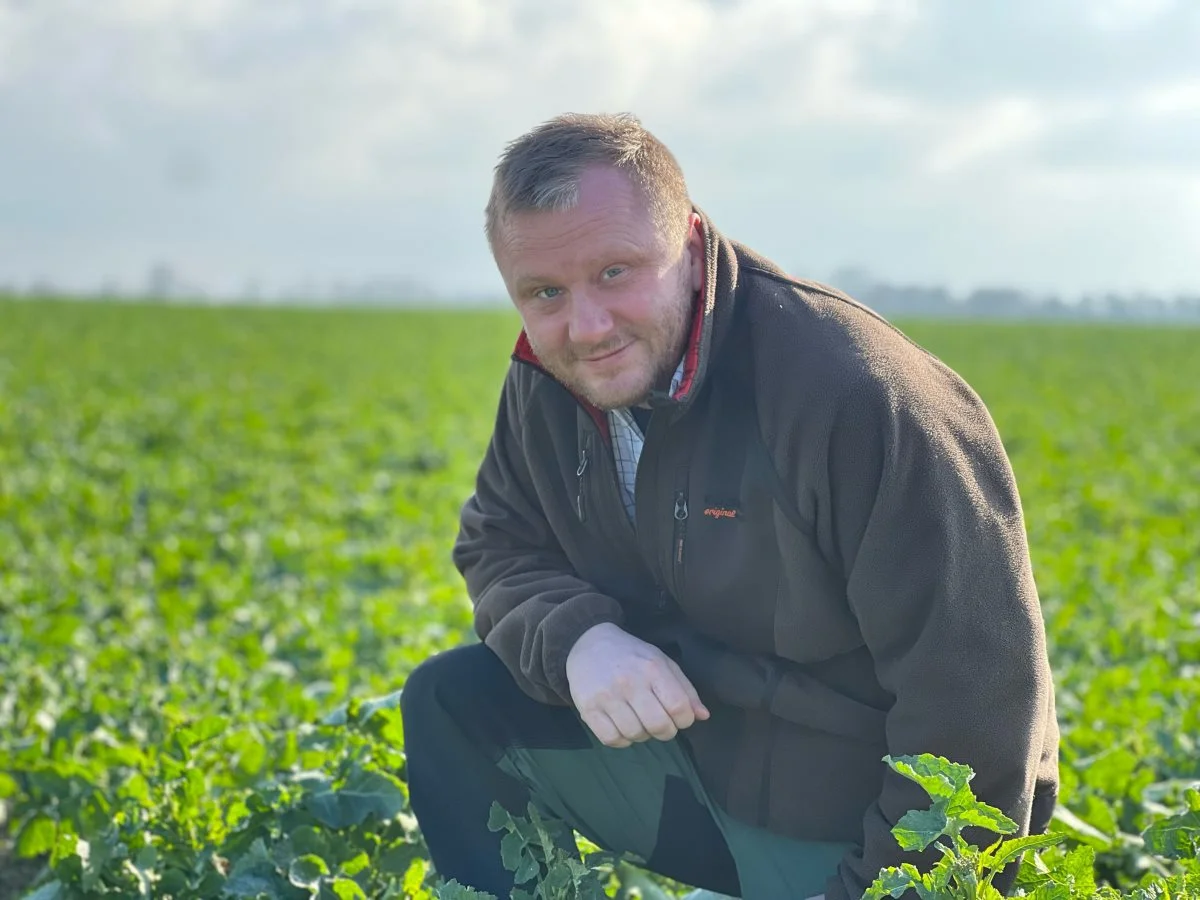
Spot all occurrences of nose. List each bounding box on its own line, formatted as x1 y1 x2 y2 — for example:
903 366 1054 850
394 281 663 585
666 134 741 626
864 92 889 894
567 290 614 347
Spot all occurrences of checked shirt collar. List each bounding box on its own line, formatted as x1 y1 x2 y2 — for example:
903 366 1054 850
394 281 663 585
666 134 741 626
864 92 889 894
606 356 687 522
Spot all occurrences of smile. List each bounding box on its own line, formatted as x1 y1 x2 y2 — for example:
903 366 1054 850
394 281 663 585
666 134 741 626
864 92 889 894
583 343 631 363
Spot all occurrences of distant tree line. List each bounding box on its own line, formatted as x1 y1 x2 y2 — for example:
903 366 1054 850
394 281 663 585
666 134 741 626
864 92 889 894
4 265 1200 322
827 267 1200 323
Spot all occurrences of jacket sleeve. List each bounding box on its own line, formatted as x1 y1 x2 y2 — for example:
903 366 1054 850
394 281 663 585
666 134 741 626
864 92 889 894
452 367 626 706
819 364 1056 900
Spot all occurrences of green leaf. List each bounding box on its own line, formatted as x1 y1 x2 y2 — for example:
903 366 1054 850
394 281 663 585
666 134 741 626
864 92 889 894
289 854 331 889
538 861 571 895
171 726 199 758
339 851 370 877
225 838 292 899
980 831 1063 873
289 825 334 861
893 802 950 851
193 714 230 743
402 858 431 897
231 731 269 778
500 830 528 878
322 705 349 727
354 689 404 724
433 879 498 899
224 872 291 900
1044 846 1097 896
1186 787 1200 813
324 877 368 900
513 851 540 886
952 799 1019 837
377 841 423 875
1029 885 1071 900
16 814 57 857
120 772 152 807
885 754 974 800
303 768 406 829
134 845 158 871
1050 805 1113 849
1141 808 1200 860
159 867 192 897
487 801 512 833
530 803 562 855
865 866 919 899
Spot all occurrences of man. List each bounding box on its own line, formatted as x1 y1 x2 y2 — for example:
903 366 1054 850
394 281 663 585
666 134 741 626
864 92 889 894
400 113 1059 900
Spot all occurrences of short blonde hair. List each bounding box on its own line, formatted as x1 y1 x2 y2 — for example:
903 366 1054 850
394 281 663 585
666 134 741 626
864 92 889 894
485 112 692 253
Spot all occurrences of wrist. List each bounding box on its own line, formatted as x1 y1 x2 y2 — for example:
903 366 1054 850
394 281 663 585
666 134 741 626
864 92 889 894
567 622 621 663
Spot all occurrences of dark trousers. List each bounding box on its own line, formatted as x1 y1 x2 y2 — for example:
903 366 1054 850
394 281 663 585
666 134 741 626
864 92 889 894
399 642 743 897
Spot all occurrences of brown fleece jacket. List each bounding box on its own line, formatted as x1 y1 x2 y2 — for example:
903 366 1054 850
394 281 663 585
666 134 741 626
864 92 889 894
452 209 1059 900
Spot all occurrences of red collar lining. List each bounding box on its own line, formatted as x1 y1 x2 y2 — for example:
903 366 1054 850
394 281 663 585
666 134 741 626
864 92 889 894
513 332 610 440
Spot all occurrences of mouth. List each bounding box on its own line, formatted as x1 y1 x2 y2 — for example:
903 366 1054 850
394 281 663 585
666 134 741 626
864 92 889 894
582 343 631 363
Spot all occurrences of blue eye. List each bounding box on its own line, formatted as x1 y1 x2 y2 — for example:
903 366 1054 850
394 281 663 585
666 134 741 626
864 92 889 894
535 286 563 300
602 266 625 279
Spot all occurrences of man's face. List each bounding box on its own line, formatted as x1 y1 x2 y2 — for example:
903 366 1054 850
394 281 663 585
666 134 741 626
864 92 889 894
493 166 703 411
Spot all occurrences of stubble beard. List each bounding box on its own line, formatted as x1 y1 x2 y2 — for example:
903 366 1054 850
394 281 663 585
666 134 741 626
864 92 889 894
534 283 694 413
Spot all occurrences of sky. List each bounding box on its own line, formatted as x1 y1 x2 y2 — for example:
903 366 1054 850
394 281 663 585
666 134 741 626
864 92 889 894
2 0 1199 301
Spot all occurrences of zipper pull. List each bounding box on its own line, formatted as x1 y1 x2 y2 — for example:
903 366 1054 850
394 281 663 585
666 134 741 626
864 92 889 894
674 491 688 565
575 447 589 521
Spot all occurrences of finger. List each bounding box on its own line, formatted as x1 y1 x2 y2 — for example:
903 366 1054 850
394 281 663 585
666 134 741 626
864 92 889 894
606 699 651 744
629 688 679 741
666 658 710 720
583 709 629 748
648 674 694 733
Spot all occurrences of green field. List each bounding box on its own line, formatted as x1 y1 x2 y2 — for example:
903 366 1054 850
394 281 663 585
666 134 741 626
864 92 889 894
2 298 1198 899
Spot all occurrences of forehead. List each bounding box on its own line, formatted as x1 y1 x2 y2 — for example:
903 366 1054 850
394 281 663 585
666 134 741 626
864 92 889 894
495 167 661 283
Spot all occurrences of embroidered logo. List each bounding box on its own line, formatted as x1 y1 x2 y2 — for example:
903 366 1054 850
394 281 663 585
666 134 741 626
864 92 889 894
703 506 739 520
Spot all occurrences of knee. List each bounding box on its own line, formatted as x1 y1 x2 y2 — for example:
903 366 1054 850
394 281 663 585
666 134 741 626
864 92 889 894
401 642 505 737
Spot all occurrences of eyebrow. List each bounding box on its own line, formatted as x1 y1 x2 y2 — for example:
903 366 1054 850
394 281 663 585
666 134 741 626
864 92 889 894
514 275 552 295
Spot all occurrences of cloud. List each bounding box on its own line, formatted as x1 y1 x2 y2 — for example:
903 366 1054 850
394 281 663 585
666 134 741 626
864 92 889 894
1 0 1199 297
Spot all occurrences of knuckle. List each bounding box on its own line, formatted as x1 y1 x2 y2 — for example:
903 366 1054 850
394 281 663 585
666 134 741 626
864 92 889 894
663 697 690 718
639 658 664 678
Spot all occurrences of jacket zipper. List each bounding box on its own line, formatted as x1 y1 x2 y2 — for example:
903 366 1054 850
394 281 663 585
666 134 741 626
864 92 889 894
515 354 692 620
575 441 589 522
670 467 689 596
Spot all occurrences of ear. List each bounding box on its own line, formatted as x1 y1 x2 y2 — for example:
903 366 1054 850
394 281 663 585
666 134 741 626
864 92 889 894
685 213 704 292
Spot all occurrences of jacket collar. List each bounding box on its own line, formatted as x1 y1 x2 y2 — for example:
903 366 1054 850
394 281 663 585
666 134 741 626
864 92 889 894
510 207 738 433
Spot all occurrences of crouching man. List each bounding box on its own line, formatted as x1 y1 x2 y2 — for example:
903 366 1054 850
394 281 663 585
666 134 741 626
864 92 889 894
400 112 1059 900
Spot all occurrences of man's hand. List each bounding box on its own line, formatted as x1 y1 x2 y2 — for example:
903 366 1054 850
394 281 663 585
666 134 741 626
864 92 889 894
565 622 710 747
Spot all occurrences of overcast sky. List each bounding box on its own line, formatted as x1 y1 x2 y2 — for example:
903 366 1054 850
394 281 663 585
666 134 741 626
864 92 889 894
2 0 1199 301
